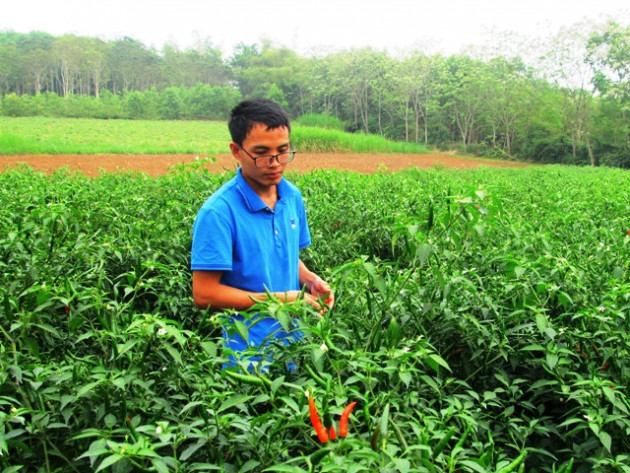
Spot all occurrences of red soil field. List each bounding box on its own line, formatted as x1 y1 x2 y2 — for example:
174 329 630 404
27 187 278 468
0 153 528 177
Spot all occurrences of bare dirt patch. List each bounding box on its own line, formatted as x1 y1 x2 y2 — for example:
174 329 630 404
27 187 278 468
0 153 528 177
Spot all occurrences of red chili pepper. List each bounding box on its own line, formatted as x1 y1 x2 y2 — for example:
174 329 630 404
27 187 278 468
338 401 357 437
309 394 329 443
328 425 336 440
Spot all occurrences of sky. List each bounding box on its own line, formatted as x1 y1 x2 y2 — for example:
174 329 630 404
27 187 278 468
2 0 629 57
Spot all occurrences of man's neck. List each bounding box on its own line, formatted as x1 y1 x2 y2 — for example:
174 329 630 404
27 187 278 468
242 174 278 209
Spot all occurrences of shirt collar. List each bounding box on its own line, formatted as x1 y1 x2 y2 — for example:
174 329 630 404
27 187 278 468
235 167 291 212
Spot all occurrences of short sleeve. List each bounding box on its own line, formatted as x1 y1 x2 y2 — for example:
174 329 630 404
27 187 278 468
191 207 234 271
298 197 311 250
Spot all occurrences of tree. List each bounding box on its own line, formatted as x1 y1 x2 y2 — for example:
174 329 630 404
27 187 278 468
52 35 84 97
333 48 388 134
162 41 230 88
107 37 162 94
444 55 490 147
0 41 18 96
539 23 598 165
14 32 55 95
229 41 299 107
587 21 630 156
292 55 341 117
395 52 447 143
484 56 535 158
79 37 108 97
158 86 182 119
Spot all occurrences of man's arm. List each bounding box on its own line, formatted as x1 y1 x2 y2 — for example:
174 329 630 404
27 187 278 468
192 270 321 311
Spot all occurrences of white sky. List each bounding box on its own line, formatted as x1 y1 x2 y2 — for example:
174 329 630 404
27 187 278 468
2 0 629 57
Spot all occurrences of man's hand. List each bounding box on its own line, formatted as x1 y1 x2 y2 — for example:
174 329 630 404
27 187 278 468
306 275 334 309
281 289 323 313
298 260 334 312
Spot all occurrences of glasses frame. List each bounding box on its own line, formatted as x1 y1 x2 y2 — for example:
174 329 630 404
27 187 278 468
238 143 296 168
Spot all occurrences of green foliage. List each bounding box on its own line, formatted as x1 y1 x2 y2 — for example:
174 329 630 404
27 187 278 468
1 164 629 472
0 86 241 121
523 134 590 165
0 91 126 119
158 87 183 120
295 114 347 131
291 126 430 154
1 93 37 116
125 89 160 120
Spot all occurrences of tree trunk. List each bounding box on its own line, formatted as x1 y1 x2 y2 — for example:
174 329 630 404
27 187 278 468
404 98 409 142
59 60 70 98
423 101 429 144
586 133 595 166
505 125 511 157
34 73 41 95
377 93 383 136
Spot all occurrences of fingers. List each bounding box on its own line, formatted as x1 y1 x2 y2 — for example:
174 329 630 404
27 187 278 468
302 293 326 316
308 276 334 311
316 278 331 295
309 276 332 296
323 291 335 309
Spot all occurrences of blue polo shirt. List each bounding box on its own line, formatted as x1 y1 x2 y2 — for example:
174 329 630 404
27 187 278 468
191 168 311 364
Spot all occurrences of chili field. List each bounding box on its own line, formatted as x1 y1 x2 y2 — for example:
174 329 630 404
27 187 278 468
1 163 629 473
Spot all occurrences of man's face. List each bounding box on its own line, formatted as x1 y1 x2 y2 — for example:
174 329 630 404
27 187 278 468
230 123 291 195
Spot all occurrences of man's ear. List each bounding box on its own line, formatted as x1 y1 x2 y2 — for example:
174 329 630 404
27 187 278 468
229 142 241 160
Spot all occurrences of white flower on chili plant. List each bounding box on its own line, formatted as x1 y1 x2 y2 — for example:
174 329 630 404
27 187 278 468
157 328 167 336
319 343 329 352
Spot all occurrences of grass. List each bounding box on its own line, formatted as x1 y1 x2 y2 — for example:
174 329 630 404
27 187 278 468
292 126 431 153
0 117 231 154
0 116 431 155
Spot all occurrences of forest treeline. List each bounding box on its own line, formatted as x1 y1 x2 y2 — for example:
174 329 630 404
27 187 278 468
0 21 629 167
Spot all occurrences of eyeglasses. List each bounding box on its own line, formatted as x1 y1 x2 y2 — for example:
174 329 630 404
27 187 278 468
238 144 296 168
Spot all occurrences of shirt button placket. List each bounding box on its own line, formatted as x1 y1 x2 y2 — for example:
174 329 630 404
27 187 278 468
273 215 281 247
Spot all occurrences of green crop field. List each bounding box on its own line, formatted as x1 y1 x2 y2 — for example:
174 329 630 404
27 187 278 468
0 117 231 155
1 162 629 472
0 117 430 155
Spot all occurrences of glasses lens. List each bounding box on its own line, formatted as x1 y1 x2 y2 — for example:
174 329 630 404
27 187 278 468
278 151 295 164
256 151 296 167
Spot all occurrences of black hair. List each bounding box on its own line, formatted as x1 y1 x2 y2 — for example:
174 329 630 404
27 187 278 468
228 99 291 146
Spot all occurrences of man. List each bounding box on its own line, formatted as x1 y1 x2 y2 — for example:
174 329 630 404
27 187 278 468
191 99 333 367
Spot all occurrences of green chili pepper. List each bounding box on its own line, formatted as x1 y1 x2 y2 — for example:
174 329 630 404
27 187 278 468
432 426 456 458
223 370 271 387
496 450 528 473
